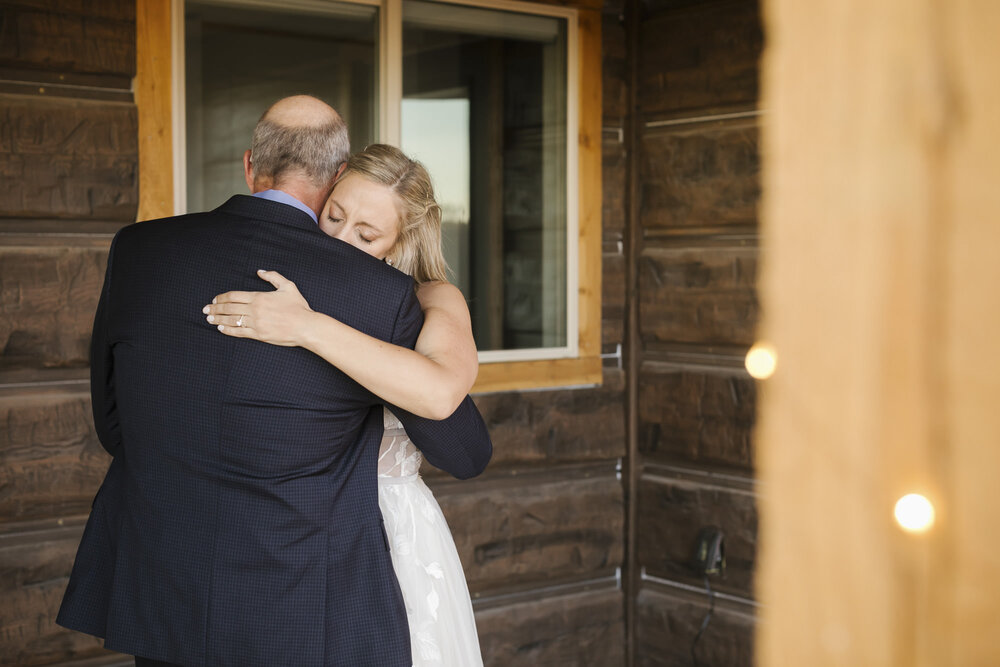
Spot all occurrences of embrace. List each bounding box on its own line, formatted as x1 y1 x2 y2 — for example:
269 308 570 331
56 95 492 666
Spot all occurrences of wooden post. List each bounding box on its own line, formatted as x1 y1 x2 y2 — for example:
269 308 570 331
136 0 174 221
757 1 1000 664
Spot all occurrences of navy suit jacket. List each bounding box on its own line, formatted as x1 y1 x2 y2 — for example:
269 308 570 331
56 195 492 666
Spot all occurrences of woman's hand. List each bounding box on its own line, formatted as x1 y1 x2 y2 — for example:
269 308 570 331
203 270 315 347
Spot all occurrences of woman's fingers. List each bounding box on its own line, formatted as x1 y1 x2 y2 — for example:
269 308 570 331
212 290 255 305
256 269 293 290
206 312 253 329
216 322 256 338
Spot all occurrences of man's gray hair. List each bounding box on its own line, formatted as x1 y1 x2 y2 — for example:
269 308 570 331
250 115 349 189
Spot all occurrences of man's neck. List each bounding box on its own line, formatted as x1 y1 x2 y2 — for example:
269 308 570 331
251 180 327 218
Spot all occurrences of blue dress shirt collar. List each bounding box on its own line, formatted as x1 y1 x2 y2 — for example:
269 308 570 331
252 189 318 224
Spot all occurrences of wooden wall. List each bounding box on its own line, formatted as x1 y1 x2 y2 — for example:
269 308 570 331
0 0 137 664
624 0 763 665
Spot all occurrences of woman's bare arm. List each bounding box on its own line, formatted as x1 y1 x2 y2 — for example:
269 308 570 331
204 270 478 420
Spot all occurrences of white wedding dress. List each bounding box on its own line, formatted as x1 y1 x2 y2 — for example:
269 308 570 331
377 408 484 666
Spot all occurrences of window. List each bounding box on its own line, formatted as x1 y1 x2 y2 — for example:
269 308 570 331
138 0 601 391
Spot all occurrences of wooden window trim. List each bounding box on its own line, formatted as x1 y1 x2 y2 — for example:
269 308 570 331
135 0 602 393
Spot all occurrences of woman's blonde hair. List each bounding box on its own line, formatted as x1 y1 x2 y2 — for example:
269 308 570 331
342 144 448 284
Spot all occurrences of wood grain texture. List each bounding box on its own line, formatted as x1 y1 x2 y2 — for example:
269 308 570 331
577 8 604 363
635 587 754 666
602 252 625 346
638 365 755 470
637 476 756 598
472 355 603 394
435 474 624 593
136 0 173 222
0 97 137 221
477 587 624 666
0 392 108 524
602 10 627 122
0 247 107 371
639 121 760 230
0 523 108 666
602 131 626 235
638 246 758 346
0 1 135 78
638 0 762 116
758 0 1000 664
466 369 624 467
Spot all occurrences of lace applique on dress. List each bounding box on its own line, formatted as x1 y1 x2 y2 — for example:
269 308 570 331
377 407 423 479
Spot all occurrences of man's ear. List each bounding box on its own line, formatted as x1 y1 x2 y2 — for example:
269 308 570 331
243 150 254 192
333 162 347 183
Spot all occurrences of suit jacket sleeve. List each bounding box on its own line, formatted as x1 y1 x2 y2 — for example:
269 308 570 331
386 284 493 480
90 232 122 457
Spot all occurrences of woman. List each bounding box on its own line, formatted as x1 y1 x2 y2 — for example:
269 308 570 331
202 144 484 666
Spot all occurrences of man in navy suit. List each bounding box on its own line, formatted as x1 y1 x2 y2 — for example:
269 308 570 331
56 96 492 666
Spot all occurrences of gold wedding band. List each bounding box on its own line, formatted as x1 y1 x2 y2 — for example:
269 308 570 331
236 315 245 327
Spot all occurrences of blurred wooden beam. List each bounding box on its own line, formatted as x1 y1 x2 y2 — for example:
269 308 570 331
758 0 1000 664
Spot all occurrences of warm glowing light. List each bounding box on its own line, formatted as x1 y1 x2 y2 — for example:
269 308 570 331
745 342 777 379
894 494 935 533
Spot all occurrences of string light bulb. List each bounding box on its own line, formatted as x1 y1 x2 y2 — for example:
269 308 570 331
745 342 777 379
894 494 935 533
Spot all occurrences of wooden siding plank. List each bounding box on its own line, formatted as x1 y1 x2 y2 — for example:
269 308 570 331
602 10 627 122
638 365 755 470
639 121 760 231
638 245 758 346
602 131 626 235
435 474 624 593
0 97 137 221
0 523 107 666
636 586 754 667
465 368 624 468
602 252 625 346
637 476 756 598
0 392 108 524
637 0 762 117
477 587 624 666
0 1 135 79
0 247 107 371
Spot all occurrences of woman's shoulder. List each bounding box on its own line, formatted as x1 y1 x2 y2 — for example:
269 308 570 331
415 281 467 310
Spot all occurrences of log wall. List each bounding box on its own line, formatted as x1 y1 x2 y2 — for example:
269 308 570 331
625 0 763 664
0 0 136 664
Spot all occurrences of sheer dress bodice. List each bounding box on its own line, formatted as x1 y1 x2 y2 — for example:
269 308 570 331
375 406 484 665
378 407 423 480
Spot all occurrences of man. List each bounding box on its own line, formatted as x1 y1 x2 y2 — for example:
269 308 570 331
56 96 492 666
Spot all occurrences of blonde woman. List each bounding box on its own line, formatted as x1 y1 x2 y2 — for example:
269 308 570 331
204 144 484 666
